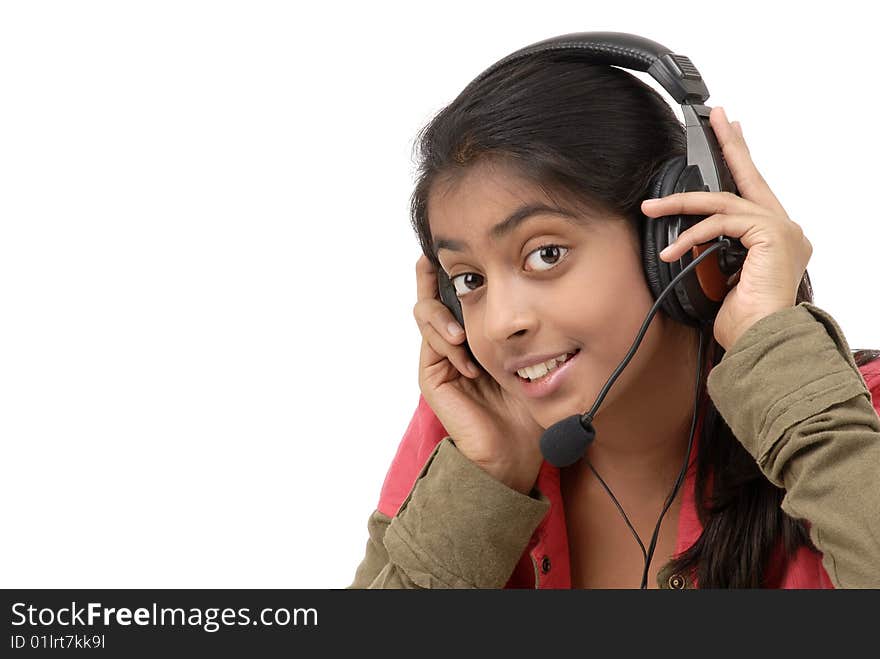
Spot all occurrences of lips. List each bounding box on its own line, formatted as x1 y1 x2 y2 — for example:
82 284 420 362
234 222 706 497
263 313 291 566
506 348 581 375
514 349 580 381
516 348 581 399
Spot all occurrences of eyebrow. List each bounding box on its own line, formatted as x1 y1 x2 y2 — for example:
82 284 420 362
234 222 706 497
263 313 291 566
433 203 580 256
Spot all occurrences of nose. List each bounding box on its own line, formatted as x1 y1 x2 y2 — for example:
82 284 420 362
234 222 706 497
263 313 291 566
482 274 539 345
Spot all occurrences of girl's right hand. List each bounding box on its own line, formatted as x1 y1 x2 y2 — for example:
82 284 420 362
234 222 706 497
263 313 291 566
413 254 546 495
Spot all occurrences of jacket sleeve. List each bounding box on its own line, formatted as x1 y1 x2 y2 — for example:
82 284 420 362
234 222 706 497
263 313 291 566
348 437 551 588
706 301 880 588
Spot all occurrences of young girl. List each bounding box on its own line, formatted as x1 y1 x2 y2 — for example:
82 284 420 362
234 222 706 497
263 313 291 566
349 36 880 589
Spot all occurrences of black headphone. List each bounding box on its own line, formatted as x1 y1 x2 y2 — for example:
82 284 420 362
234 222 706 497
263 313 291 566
432 32 750 588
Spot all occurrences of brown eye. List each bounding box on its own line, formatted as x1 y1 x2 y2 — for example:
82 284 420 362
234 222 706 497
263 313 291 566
451 272 484 298
525 244 568 271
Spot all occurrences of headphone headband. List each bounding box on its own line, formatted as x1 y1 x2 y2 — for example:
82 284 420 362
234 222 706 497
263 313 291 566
461 31 732 196
463 31 710 104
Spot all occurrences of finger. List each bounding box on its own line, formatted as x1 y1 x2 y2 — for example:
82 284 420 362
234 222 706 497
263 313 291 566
732 120 743 139
418 332 442 377
413 298 466 345
415 254 440 302
709 106 784 212
641 189 765 219
421 321 480 378
658 213 761 262
419 333 455 389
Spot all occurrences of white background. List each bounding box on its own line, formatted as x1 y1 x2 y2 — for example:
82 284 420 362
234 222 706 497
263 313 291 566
1 1 876 589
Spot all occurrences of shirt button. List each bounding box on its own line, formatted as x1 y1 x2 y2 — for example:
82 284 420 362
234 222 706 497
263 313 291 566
667 573 687 589
541 556 551 574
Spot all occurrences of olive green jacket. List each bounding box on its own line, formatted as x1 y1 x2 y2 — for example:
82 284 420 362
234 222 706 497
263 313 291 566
349 302 880 588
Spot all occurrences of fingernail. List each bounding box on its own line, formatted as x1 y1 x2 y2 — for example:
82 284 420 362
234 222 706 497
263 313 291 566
659 245 673 258
719 106 728 121
468 362 480 376
642 198 660 206
448 322 463 337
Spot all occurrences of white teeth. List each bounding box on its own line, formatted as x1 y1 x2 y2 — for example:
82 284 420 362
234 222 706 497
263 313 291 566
517 351 575 381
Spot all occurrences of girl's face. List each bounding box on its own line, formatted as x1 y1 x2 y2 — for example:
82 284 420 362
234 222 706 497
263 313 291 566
429 158 686 430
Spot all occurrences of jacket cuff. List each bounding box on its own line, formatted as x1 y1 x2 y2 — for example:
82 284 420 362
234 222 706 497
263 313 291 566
384 436 550 588
706 301 871 486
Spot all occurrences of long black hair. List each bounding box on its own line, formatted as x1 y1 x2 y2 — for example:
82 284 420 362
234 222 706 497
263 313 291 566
408 49 817 588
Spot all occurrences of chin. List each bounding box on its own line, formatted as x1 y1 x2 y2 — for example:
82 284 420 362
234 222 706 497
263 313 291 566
535 387 603 430
524 401 574 432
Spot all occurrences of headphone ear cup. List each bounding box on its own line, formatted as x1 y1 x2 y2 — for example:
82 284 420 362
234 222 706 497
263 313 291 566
642 155 694 325
643 155 738 326
436 264 479 364
437 265 464 329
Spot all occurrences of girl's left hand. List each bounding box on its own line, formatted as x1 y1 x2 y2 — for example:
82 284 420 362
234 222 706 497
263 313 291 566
640 106 813 352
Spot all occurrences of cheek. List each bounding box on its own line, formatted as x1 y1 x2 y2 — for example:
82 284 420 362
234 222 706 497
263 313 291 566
567 260 658 358
560 258 654 328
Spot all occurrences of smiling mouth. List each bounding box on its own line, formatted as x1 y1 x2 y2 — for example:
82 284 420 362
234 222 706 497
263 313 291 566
515 348 581 382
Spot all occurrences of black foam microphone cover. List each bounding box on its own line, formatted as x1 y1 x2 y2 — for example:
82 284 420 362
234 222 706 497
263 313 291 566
540 414 596 468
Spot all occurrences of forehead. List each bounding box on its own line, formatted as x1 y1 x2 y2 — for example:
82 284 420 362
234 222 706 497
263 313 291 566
427 158 557 234
427 157 615 262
